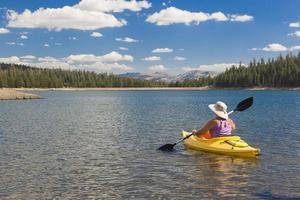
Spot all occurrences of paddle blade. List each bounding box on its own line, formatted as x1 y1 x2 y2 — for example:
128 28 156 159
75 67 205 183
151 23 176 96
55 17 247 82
235 97 253 112
157 143 176 151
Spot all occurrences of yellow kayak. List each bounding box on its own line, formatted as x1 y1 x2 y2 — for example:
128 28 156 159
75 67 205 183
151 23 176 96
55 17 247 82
181 130 260 158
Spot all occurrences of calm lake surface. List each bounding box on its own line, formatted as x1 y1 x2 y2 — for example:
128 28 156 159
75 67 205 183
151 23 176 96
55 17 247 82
0 90 299 199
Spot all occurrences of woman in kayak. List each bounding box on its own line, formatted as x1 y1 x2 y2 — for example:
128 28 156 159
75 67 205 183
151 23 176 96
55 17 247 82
192 101 236 139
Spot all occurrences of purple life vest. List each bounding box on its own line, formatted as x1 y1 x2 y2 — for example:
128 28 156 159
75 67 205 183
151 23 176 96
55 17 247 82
210 119 232 138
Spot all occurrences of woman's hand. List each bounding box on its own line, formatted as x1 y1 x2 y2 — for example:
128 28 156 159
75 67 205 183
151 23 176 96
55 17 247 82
192 130 198 135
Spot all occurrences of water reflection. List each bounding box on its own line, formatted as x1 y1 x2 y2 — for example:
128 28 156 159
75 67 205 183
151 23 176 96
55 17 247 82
183 150 259 198
0 90 300 199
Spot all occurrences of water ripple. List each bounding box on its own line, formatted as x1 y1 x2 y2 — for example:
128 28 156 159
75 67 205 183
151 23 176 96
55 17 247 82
0 90 299 199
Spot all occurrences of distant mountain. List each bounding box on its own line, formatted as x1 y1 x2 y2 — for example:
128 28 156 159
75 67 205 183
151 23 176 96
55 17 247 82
175 70 219 81
119 70 220 82
120 72 175 82
146 71 175 82
119 72 152 80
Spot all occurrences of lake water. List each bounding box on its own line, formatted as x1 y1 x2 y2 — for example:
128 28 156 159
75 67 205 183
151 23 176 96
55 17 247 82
0 90 299 199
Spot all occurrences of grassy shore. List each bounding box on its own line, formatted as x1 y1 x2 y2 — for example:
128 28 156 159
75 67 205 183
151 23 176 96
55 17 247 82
0 89 41 100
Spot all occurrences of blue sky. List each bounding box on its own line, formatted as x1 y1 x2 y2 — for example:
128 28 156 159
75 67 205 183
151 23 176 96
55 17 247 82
0 0 299 75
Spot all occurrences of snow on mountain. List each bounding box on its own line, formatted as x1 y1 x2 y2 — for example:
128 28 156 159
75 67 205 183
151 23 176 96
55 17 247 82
119 70 221 82
175 70 220 81
118 72 151 80
119 72 175 82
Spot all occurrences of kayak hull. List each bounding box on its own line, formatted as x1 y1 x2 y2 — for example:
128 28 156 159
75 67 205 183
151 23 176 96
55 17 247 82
181 131 260 158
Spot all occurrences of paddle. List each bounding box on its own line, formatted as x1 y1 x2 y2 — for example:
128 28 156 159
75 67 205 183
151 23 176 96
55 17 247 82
157 97 253 151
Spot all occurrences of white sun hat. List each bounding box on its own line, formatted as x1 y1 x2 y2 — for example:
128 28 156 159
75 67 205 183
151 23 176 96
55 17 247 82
208 101 228 119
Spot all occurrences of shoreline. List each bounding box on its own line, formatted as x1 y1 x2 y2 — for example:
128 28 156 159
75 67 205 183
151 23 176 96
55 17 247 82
15 87 212 91
13 86 300 91
1 86 299 100
0 89 42 100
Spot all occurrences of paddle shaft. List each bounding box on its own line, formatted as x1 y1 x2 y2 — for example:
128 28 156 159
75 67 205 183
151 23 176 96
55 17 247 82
174 133 193 145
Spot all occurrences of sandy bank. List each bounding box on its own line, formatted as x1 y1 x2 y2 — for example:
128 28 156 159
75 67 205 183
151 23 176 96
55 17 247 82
0 89 42 100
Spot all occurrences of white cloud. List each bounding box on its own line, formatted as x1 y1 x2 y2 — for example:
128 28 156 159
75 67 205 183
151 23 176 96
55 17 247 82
22 56 73 70
251 43 288 52
6 42 15 45
146 7 209 25
262 43 288 52
78 62 133 71
55 42 62 46
31 61 72 70
230 14 253 22
66 51 133 63
7 8 126 31
90 31 103 38
20 55 36 59
119 47 129 51
0 56 20 63
288 31 300 37
116 37 138 43
209 12 228 21
75 0 151 13
38 56 59 62
289 45 300 51
289 22 300 28
20 35 28 39
6 42 24 46
179 48 184 51
0 53 134 72
143 56 161 61
148 64 167 71
174 56 186 61
152 48 173 53
66 54 99 63
6 0 151 31
0 28 10 34
44 43 50 47
69 37 77 40
146 7 253 25
182 63 242 73
98 51 133 62
251 43 300 52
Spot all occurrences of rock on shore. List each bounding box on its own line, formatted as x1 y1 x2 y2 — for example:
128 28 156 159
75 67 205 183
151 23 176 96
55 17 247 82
0 89 41 100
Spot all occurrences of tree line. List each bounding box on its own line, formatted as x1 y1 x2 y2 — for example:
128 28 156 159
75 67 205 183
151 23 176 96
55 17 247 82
0 63 168 88
1 53 300 88
170 53 300 87
214 53 300 87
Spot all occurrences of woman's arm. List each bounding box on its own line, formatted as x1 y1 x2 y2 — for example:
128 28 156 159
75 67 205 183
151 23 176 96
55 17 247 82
229 118 236 130
192 120 217 137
